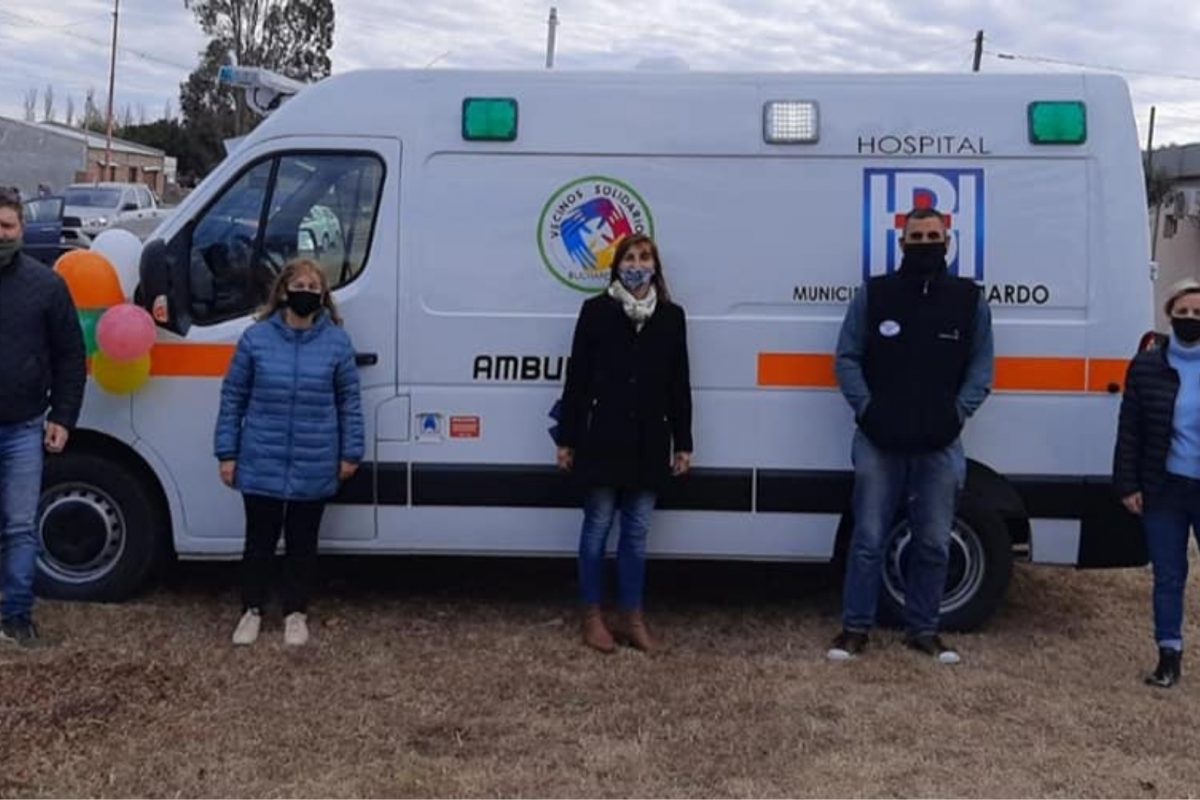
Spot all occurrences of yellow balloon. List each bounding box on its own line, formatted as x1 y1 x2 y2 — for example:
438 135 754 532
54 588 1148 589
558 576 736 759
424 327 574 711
92 352 151 395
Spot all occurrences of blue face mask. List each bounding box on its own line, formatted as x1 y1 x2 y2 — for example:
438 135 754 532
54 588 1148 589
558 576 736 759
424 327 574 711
618 267 653 292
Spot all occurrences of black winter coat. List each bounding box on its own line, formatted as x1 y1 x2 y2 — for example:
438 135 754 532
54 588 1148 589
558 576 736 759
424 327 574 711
1114 336 1181 499
558 293 693 491
0 252 86 428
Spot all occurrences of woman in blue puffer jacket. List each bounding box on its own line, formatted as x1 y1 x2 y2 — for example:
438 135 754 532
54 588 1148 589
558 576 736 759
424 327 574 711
214 257 364 648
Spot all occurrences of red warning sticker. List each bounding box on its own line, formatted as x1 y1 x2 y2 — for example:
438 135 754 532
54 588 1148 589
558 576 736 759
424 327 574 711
449 416 481 439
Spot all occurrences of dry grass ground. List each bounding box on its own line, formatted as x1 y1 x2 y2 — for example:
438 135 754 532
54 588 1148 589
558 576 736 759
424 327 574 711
1 554 1198 798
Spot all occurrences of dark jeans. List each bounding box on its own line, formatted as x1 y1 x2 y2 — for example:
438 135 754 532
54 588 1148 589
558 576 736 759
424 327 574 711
0 416 43 623
842 430 966 636
1142 475 1200 652
241 494 325 615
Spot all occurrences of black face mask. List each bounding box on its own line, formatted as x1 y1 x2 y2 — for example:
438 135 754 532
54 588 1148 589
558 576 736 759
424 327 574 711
1172 317 1200 344
285 290 322 318
899 241 948 277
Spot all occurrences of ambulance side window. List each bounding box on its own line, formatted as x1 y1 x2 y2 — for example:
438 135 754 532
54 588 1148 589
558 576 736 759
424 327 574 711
260 153 384 291
187 160 274 324
185 152 384 325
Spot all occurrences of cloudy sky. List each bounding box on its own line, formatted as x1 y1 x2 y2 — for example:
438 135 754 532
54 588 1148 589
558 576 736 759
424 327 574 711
2 0 1199 145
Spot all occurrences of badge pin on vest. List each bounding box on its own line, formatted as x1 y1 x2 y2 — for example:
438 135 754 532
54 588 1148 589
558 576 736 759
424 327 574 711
879 320 902 337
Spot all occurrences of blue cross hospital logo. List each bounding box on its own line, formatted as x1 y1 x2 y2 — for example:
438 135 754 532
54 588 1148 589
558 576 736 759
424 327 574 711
862 168 985 281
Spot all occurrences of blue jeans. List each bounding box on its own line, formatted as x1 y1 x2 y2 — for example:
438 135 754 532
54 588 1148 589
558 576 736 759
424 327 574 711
842 430 965 636
1142 475 1200 652
578 487 656 611
0 416 44 622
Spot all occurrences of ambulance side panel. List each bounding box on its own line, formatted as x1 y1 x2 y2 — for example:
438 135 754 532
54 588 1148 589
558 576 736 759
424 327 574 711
122 71 1146 567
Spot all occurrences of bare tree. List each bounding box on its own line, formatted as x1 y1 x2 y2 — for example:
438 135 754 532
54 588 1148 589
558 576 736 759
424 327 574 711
42 84 56 122
22 88 38 122
121 104 135 131
66 95 77 126
83 87 105 132
137 103 148 124
163 99 175 121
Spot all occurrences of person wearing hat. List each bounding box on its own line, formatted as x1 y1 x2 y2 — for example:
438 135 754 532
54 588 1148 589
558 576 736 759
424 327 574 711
1115 277 1200 687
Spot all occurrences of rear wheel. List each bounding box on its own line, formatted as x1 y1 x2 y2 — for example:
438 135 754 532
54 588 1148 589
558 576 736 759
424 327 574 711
36 451 165 601
876 494 1014 632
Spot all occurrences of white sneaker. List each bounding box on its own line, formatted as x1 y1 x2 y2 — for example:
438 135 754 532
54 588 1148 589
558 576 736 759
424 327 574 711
284 612 309 647
232 609 261 646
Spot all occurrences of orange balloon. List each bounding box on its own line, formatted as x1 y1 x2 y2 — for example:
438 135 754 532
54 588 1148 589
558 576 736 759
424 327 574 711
54 251 125 309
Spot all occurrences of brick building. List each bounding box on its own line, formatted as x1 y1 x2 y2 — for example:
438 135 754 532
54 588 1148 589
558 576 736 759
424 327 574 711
0 116 172 198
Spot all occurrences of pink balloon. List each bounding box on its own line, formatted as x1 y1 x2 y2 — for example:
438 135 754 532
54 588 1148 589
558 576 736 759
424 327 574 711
96 303 157 362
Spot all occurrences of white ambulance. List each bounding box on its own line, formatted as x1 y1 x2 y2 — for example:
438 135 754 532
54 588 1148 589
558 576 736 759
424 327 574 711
41 69 1151 631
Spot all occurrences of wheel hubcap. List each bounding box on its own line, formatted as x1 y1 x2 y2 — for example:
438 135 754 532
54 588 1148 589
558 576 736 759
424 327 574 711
38 484 126 584
882 517 986 615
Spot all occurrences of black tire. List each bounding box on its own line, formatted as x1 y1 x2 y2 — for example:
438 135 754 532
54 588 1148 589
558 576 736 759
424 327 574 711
876 494 1014 633
35 451 165 601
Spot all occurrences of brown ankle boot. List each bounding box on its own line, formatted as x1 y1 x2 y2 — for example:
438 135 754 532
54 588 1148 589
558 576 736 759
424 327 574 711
615 610 657 653
581 606 615 653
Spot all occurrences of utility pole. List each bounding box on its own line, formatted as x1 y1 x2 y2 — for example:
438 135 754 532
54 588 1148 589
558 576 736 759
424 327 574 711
103 0 121 183
546 7 559 69
972 30 983 72
1147 105 1162 261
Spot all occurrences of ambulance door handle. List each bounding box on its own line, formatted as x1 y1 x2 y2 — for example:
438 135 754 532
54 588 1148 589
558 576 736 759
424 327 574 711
355 352 379 367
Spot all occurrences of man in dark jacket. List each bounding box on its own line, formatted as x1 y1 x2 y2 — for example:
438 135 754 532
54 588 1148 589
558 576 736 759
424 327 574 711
826 206 994 665
0 188 86 646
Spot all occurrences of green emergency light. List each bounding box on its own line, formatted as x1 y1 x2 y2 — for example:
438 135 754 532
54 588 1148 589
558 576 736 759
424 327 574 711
462 97 518 141
1028 101 1087 145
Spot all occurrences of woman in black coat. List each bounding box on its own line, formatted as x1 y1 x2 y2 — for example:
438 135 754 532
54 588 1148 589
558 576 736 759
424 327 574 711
556 233 693 654
1115 278 1200 688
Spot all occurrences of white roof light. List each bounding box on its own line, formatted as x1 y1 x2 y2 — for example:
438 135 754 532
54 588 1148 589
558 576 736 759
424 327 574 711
764 101 819 144
217 66 305 118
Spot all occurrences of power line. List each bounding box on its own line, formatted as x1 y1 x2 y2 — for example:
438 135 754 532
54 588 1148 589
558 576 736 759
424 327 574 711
0 10 98 31
0 8 192 71
984 47 1200 83
925 37 980 60
899 37 979 71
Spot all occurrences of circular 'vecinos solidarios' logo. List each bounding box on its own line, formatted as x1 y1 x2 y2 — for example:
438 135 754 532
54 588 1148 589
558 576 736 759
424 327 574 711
537 176 655 293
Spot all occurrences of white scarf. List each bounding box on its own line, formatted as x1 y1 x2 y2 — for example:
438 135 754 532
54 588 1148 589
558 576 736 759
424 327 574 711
608 281 658 332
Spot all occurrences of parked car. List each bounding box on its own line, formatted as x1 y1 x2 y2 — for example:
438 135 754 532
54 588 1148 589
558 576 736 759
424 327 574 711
21 196 88 266
300 204 343 253
63 182 164 237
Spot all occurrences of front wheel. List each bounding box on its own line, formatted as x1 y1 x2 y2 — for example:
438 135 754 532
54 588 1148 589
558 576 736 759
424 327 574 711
36 452 165 601
877 495 1014 632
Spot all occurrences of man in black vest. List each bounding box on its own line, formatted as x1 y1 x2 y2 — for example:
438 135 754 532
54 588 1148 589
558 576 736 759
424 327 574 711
827 206 994 664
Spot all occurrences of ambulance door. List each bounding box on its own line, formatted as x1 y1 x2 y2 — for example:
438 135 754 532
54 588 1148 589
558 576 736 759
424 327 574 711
133 137 401 547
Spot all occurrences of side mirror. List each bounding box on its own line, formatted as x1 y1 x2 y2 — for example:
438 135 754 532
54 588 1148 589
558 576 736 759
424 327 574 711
121 202 139 212
137 237 192 334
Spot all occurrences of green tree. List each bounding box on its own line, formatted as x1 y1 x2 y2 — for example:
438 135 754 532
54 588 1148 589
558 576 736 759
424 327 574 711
179 0 334 176
118 119 208 186
184 0 334 79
